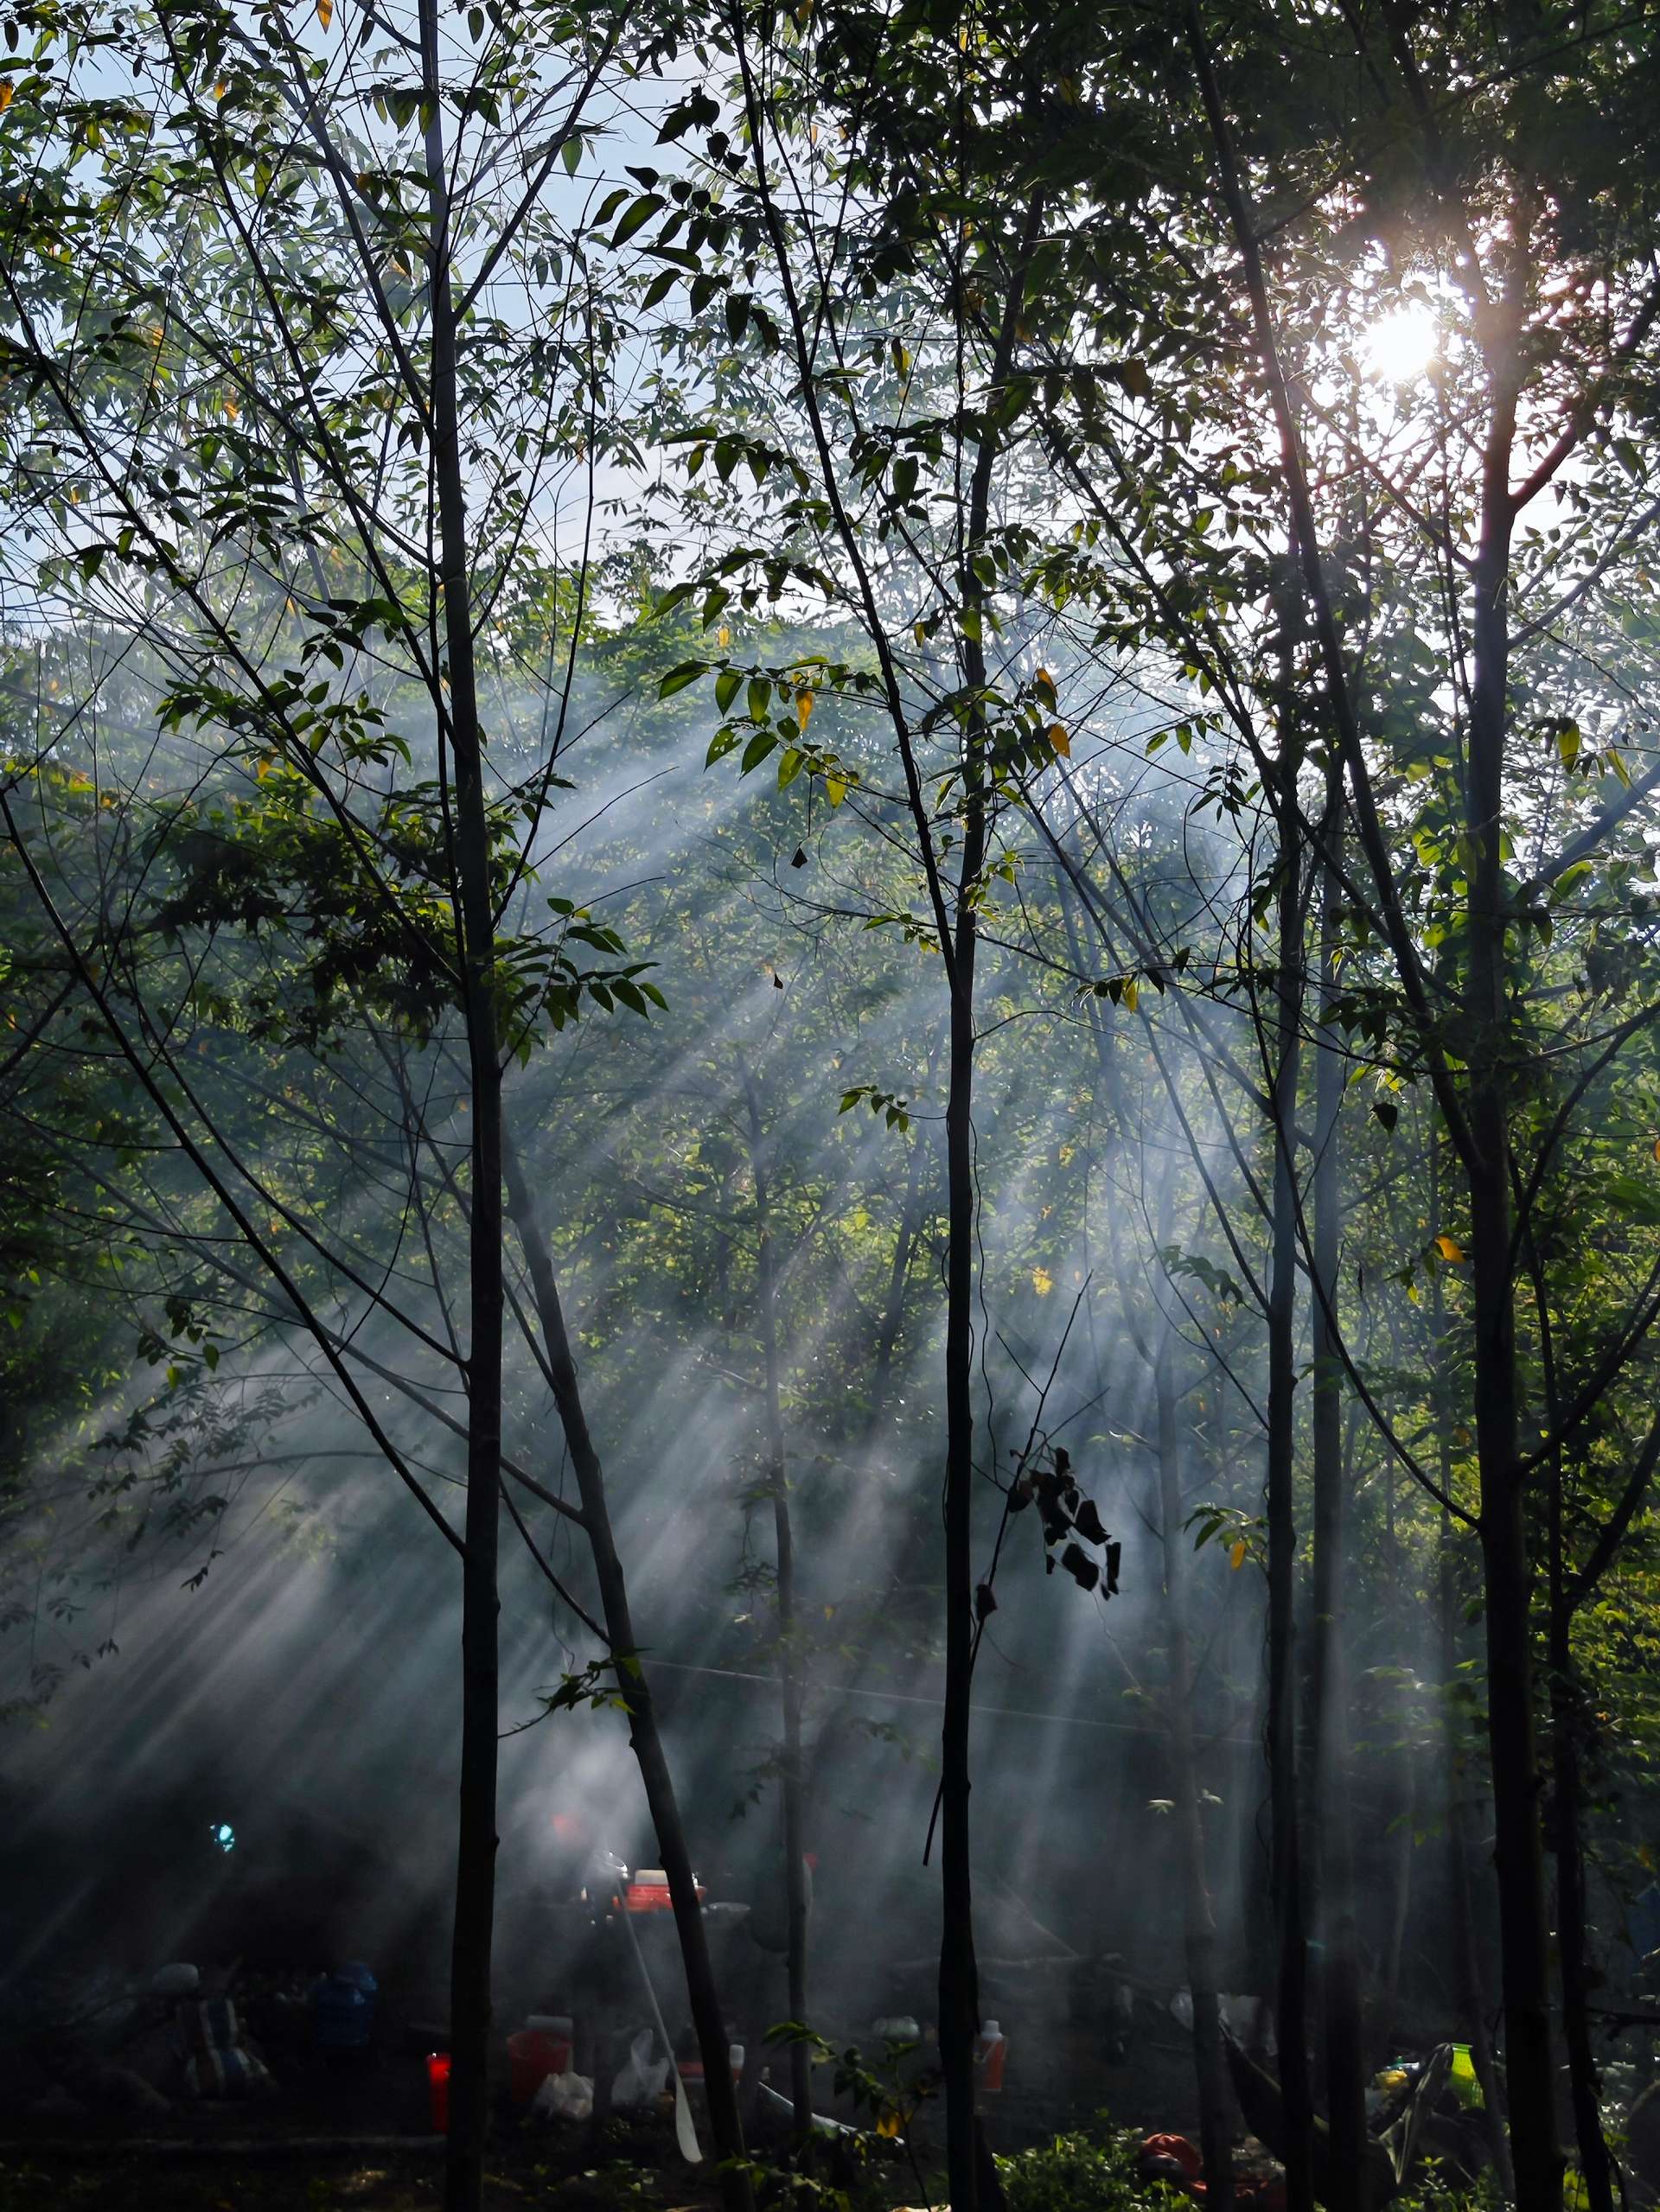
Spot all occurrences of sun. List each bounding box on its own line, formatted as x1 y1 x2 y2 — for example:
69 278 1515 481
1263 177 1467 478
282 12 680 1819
1359 303 1440 385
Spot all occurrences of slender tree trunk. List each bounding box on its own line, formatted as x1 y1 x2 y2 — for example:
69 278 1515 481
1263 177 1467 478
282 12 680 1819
1432 1155 1515 2199
1440 1517 1516 2200
1465 316 1563 2212
1538 1323 1613 2210
938 761 983 2212
1158 1344 1236 2211
1266 819 1314 2212
935 201 1043 2212
1308 804 1365 2209
1550 1614 1612 2211
742 1068 812 2134
420 31 502 2206
503 1145 753 2212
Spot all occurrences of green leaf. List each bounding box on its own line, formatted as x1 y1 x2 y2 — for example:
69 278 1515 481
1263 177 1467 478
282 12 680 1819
714 667 743 714
656 88 719 143
659 660 706 698
612 194 665 248
741 730 778 775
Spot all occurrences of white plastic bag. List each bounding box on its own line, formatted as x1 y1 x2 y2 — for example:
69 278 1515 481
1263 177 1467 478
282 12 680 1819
533 2068 594 2123
610 2027 669 2107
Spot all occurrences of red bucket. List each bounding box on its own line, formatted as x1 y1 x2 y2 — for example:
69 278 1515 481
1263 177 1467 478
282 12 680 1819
507 2028 571 2106
425 2051 451 2132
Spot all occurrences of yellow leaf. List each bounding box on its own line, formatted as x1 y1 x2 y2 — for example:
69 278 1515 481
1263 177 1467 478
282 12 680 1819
1652 1137 1660 1163
223 394 239 419
795 688 815 730
1031 1265 1053 1297
825 775 845 807
317 0 332 26
213 80 227 99
1229 1539 1248 1571
1434 1234 1464 1263
1035 666 1056 695
716 625 731 647
1047 722 1069 756
913 619 926 647
823 1603 834 1621
0 82 13 110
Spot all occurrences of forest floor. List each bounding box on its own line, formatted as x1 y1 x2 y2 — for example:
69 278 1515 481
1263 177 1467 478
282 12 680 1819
0 2116 1508 2212
0 2105 744 2212
0 2127 728 2212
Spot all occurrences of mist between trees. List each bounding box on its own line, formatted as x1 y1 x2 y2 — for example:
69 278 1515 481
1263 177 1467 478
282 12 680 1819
2 3 1660 2210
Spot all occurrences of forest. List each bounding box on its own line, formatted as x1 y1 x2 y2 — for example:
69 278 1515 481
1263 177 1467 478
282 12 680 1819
2 1 1659 2209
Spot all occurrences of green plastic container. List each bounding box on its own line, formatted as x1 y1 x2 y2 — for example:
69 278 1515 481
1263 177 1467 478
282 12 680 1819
1448 2042 1484 2109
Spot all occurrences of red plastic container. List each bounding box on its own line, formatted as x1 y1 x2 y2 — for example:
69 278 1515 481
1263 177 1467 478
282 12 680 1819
507 2028 572 2105
624 1881 674 1912
426 2051 451 2132
619 1870 706 1913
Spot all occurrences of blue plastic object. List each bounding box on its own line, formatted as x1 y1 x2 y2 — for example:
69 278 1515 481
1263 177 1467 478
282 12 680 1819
313 1961 378 2051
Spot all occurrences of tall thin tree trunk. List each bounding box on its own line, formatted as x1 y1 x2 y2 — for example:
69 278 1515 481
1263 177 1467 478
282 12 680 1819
1550 1597 1612 2210
742 1067 812 2135
1465 311 1564 2212
1536 1280 1615 2212
1440 1518 1516 2199
1433 1152 1515 2201
1266 819 1313 2212
1308 801 1365 2209
1158 1343 1236 2212
935 201 1043 2212
503 1145 753 2212
1266 809 1318 2212
938 749 983 2212
420 29 502 2205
